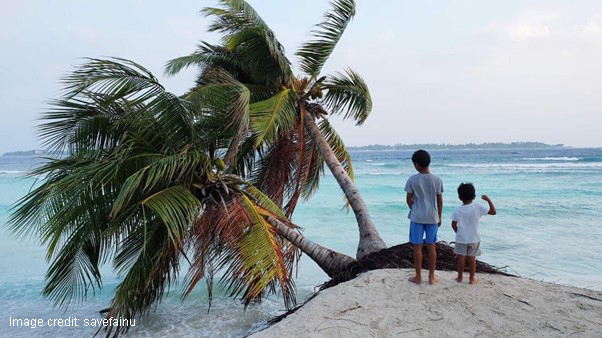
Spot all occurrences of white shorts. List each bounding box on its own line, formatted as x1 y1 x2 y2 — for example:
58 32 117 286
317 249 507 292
454 242 481 256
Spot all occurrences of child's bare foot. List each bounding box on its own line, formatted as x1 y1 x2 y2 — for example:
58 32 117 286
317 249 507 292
429 275 437 285
469 279 479 285
408 276 421 284
456 276 463 283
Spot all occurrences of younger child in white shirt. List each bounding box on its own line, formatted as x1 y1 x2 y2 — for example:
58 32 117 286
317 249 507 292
451 182 496 284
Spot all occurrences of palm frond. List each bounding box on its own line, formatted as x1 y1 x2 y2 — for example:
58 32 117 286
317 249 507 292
321 68 372 125
141 185 201 246
283 125 316 216
184 193 296 309
202 0 292 84
165 42 247 78
297 0 356 77
202 0 268 33
40 58 198 156
301 142 325 199
223 27 291 85
9 155 119 308
111 148 210 217
230 194 294 306
249 89 297 147
185 67 251 137
108 219 182 336
250 131 297 206
167 1 292 86
63 57 164 104
244 185 288 220
39 93 141 154
42 228 103 307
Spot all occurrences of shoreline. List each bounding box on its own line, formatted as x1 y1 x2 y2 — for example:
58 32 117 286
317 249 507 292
252 269 602 337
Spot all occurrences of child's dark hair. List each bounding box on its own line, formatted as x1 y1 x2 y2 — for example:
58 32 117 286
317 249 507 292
411 150 431 168
457 182 476 202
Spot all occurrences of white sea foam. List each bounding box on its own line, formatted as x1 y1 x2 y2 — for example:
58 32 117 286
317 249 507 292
371 163 386 166
364 172 401 176
446 162 602 169
0 170 26 174
525 157 581 161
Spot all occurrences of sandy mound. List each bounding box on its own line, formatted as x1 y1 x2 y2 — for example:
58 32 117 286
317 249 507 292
253 269 602 337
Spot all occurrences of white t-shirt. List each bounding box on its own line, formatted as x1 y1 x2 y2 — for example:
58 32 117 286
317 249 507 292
451 202 489 243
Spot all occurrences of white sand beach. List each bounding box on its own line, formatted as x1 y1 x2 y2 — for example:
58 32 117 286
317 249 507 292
253 269 602 337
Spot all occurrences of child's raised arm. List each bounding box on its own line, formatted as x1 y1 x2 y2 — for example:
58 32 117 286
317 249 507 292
481 195 497 215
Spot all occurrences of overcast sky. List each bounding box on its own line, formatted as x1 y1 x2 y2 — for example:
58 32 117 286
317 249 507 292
1 0 601 153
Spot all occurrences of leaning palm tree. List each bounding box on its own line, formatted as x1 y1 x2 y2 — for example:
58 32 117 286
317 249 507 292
9 59 354 336
166 0 387 259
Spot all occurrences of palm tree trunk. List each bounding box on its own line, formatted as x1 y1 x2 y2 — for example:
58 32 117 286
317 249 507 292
267 217 356 277
303 111 387 259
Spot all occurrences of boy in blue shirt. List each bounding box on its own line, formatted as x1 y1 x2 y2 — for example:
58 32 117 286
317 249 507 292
405 150 443 285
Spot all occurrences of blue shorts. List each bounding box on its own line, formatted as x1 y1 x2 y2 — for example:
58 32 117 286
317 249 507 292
409 222 438 245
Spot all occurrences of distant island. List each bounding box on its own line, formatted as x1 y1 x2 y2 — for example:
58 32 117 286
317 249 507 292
2 150 46 156
348 142 566 151
4 142 568 156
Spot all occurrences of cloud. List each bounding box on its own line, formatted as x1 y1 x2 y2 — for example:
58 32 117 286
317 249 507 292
463 7 602 146
482 9 561 41
575 15 602 37
0 0 32 14
68 24 104 42
504 10 557 40
483 8 602 43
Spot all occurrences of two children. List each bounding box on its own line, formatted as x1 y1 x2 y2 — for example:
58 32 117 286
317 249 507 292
404 150 496 285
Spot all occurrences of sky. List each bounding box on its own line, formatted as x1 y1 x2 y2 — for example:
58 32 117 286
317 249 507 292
1 0 601 153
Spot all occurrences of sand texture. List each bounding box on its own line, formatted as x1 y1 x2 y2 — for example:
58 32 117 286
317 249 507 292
253 269 602 337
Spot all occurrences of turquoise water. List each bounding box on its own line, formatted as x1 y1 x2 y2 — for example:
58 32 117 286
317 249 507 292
1 148 601 337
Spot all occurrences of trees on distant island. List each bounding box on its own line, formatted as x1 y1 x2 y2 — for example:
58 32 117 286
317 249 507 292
2 150 45 156
348 142 566 151
2 142 566 157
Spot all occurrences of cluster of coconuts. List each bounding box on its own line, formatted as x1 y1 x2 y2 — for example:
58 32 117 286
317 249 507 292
309 86 324 100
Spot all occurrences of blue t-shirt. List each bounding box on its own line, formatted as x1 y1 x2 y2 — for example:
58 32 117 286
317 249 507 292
404 173 443 224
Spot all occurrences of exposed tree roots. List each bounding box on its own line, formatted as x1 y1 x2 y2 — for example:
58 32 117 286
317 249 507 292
321 241 514 289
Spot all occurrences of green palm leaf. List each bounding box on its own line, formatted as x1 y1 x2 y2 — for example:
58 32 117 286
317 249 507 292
164 42 247 77
249 89 297 147
108 219 181 336
203 0 291 82
244 185 288 220
297 0 356 77
321 68 372 125
63 57 164 104
141 185 201 246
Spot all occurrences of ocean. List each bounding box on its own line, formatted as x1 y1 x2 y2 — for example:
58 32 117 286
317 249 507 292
1 148 601 337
